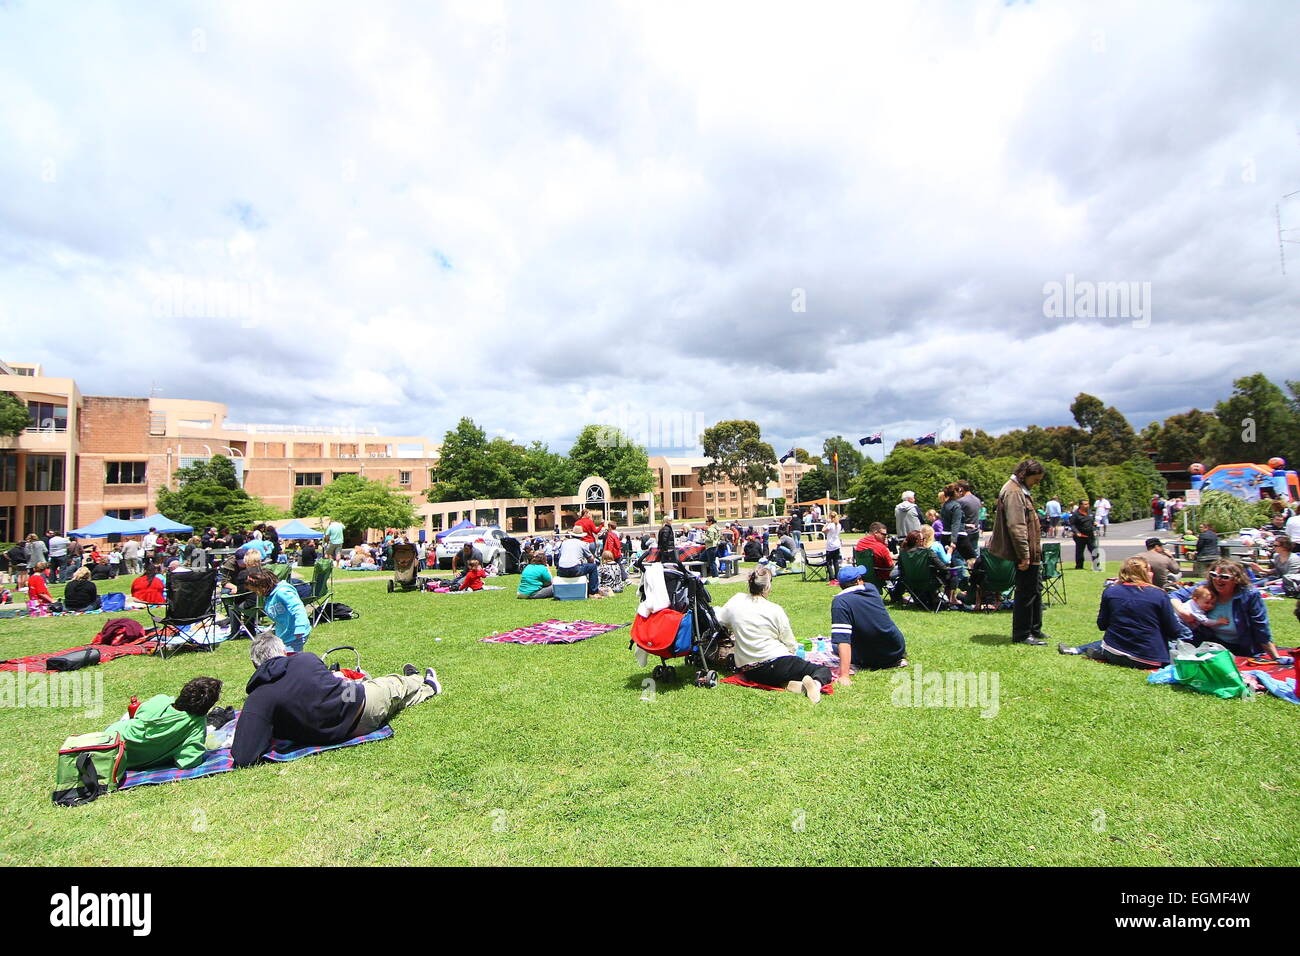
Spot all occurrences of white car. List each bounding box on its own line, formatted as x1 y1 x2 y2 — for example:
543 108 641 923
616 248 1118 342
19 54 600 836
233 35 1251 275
434 526 510 571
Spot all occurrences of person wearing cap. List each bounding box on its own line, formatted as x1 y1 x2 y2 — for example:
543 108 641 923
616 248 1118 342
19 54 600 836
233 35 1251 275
1143 538 1181 590
830 565 908 685
895 491 922 538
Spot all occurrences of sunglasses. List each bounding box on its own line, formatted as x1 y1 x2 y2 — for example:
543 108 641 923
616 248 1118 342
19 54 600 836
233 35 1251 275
1209 572 1235 580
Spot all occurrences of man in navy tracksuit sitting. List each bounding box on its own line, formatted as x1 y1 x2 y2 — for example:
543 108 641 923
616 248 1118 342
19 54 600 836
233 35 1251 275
232 633 443 768
829 565 908 686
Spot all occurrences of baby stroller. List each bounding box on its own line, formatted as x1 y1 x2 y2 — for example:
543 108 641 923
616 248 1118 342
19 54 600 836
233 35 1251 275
630 522 728 688
387 543 426 593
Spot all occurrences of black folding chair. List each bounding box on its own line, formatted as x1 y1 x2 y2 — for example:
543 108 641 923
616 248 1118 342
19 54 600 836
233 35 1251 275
146 568 221 659
303 558 335 626
799 544 829 582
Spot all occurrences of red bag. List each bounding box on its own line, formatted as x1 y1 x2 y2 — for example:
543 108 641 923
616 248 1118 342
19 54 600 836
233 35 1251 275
630 608 684 654
92 618 148 646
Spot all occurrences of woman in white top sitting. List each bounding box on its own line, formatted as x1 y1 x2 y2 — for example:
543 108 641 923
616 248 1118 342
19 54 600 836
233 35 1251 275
715 566 832 702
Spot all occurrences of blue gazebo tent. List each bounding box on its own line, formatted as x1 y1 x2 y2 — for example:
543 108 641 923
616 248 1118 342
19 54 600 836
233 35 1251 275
68 515 138 538
277 519 324 539
435 518 473 541
125 513 194 535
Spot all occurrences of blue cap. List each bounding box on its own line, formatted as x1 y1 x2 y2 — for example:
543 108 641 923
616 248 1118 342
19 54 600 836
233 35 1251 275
836 565 867 585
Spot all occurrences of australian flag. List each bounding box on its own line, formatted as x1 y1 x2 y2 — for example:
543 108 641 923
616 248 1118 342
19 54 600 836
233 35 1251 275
858 432 882 446
914 432 936 446
779 447 796 464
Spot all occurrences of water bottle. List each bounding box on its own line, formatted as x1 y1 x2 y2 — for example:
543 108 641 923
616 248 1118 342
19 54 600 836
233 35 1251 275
795 642 806 660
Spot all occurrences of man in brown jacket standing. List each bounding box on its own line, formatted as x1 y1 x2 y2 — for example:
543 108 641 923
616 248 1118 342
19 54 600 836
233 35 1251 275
988 459 1048 645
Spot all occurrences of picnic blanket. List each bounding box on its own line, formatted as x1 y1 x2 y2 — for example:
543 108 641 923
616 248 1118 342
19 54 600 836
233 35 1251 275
481 619 626 644
721 673 836 695
1147 647 1297 704
119 712 394 790
0 641 158 673
430 585 507 594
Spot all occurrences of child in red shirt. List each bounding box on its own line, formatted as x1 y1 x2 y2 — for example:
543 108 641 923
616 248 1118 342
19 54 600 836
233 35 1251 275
457 559 488 591
26 563 54 605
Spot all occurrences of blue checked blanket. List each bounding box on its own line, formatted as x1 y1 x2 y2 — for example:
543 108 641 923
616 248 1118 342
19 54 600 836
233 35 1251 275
118 712 393 790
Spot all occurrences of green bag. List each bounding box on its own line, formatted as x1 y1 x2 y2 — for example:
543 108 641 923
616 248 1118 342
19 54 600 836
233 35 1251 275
1172 649 1248 700
52 731 125 807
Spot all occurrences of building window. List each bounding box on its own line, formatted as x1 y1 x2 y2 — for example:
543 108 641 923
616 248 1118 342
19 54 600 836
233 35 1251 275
332 471 357 480
106 508 145 520
0 506 13 542
730 491 738 500
704 492 713 501
399 471 411 485
26 402 68 432
105 461 147 485
295 472 323 486
0 452 15 492
23 504 64 537
25 454 66 492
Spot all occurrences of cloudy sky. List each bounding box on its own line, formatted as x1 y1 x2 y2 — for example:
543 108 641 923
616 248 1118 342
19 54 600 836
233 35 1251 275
1 0 1296 459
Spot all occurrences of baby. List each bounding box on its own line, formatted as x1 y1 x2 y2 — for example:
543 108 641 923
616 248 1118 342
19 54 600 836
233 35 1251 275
1186 585 1226 628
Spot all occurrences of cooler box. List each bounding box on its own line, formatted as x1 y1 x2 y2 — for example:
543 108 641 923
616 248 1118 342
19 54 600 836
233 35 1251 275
553 578 589 601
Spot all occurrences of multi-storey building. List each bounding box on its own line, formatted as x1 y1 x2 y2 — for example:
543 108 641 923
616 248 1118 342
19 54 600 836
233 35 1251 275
648 456 814 520
0 360 439 540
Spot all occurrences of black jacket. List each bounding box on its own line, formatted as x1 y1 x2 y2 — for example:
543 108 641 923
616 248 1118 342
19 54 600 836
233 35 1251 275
1070 511 1096 538
231 653 367 768
64 579 100 611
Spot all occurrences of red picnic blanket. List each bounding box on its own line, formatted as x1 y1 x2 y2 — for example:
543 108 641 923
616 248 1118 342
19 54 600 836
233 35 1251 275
0 641 158 673
721 674 835 694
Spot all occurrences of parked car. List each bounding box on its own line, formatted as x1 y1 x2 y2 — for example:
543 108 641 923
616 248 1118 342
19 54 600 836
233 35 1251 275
434 526 511 571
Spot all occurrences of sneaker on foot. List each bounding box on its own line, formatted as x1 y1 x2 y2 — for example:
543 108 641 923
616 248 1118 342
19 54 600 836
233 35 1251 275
424 667 443 694
402 663 419 676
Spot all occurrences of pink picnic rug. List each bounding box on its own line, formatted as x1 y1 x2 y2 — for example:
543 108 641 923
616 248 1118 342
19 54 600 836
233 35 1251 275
481 620 625 645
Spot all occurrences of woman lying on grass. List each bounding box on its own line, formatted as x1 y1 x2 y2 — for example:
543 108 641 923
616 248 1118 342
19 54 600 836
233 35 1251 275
1058 555 1181 668
716 566 831 703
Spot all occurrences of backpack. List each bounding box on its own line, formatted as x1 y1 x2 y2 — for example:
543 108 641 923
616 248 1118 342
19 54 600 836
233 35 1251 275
317 602 359 621
52 732 125 806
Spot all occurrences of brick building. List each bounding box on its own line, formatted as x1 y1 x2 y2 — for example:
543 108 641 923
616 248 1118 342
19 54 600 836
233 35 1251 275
648 456 814 520
1 360 439 540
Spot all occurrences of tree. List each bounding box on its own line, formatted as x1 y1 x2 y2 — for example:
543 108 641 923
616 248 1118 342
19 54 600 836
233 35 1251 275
1144 408 1218 464
567 425 655 498
793 447 819 465
155 454 280 530
699 420 778 517
0 392 30 436
796 468 830 503
518 441 578 498
316 474 417 541
426 418 525 502
291 488 326 518
1069 392 1139 464
1212 373 1300 468
820 436 866 486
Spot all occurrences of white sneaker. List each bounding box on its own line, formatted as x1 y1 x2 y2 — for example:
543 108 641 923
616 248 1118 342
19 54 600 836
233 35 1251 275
424 667 443 694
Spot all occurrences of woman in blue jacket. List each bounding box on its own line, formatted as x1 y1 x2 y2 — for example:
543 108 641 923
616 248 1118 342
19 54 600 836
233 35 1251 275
1058 556 1182 667
1169 559 1279 660
247 569 312 653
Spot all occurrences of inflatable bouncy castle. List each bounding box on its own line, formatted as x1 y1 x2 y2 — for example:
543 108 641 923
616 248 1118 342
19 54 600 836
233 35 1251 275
1190 459 1298 501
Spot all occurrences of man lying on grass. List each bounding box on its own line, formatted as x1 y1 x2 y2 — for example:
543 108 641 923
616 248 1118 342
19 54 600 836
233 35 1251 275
232 631 443 768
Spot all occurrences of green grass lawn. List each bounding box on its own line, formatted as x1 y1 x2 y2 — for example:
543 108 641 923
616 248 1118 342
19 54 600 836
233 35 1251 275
1 565 1296 866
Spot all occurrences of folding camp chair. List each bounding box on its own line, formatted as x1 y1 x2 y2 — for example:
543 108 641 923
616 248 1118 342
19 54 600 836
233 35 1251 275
219 589 265 641
271 562 294 583
146 568 221 659
896 548 945 612
1040 542 1067 606
853 550 887 589
800 544 829 582
303 558 335 626
974 549 1017 612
